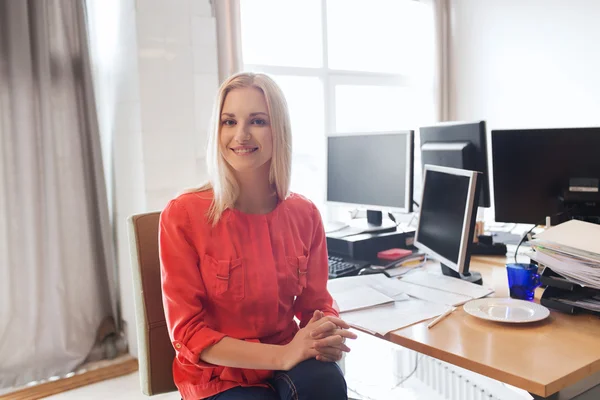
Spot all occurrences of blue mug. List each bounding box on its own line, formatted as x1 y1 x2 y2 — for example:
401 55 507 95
506 263 541 301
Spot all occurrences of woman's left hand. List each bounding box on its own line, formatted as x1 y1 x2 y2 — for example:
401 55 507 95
309 311 357 362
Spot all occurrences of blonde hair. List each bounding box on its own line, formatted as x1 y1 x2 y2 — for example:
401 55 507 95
185 72 292 224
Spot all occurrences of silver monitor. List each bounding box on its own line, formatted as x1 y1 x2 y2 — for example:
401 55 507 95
326 131 414 230
414 164 482 284
326 131 414 234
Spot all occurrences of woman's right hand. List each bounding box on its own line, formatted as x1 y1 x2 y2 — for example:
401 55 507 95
309 311 357 362
280 311 356 370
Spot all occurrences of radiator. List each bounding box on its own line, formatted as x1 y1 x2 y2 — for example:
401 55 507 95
415 355 499 400
413 353 530 400
344 332 530 400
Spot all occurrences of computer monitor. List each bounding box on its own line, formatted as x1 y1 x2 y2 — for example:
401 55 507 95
327 131 414 231
492 127 600 225
414 165 482 284
419 121 491 208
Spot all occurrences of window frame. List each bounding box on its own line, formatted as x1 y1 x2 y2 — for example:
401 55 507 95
238 0 438 210
241 0 433 138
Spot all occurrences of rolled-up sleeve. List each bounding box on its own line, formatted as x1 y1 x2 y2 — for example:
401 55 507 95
293 204 339 327
159 199 226 367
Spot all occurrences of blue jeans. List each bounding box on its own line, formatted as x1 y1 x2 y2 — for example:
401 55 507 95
205 358 347 400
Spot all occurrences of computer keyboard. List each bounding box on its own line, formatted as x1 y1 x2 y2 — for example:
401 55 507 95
328 255 370 279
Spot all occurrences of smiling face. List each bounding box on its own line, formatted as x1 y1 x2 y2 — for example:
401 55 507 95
219 86 273 176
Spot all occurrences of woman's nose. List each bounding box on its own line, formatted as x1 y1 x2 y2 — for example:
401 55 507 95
234 124 251 143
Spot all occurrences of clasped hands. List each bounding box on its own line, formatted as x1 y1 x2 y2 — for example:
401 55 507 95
282 310 357 370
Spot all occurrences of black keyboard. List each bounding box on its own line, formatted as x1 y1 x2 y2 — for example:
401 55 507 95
328 255 370 279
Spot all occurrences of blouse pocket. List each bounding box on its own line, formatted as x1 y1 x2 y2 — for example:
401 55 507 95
204 254 245 301
285 254 308 296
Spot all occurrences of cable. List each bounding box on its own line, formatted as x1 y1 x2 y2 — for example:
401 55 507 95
346 353 422 399
513 212 564 263
387 212 399 227
412 200 420 209
393 353 421 387
407 210 419 228
514 224 537 263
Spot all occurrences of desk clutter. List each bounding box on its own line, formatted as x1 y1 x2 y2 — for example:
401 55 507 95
530 220 600 315
324 123 600 333
328 250 427 279
322 123 600 400
327 271 494 336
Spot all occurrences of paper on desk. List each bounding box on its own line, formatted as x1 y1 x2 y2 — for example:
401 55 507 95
531 249 600 290
333 286 395 313
532 220 600 262
342 298 451 336
530 220 600 289
401 270 494 299
327 273 409 301
389 279 473 306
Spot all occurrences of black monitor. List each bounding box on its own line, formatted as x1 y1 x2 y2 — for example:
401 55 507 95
492 127 600 225
327 131 414 232
419 121 491 208
414 165 482 284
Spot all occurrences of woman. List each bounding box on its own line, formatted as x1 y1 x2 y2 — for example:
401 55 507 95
159 72 357 400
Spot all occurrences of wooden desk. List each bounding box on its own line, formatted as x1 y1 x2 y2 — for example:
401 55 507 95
386 256 600 399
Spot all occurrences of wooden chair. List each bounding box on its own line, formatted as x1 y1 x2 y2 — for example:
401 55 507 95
128 211 177 395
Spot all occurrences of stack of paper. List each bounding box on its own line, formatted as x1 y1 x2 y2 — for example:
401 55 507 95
398 270 495 306
327 274 450 336
327 274 411 307
340 299 450 336
530 220 600 290
333 286 395 313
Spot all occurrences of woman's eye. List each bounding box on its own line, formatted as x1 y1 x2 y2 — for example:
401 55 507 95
252 118 267 126
222 119 236 126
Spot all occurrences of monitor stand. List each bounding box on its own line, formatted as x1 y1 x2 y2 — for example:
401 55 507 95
441 264 483 285
346 209 397 234
346 218 397 235
325 209 397 236
471 237 508 256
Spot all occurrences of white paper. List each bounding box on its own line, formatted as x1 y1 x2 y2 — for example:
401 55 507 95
334 285 395 313
328 274 408 301
342 298 452 336
400 270 494 299
532 240 600 265
389 279 473 306
531 249 600 290
362 274 409 299
533 220 600 262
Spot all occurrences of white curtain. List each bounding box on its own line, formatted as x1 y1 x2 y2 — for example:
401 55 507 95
213 0 243 83
0 0 118 388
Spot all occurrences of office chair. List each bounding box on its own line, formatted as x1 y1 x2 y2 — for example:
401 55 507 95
128 211 178 395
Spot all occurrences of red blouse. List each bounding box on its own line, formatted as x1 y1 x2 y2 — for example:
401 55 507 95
159 190 338 399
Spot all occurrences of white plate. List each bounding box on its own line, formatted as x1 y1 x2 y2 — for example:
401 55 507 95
463 298 550 323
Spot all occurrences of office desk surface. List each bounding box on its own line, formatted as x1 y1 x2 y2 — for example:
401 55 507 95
387 256 600 398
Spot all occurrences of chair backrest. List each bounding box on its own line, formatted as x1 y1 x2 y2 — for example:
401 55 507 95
127 211 177 395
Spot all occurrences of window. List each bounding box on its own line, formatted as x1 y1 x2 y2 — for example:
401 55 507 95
239 0 436 212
